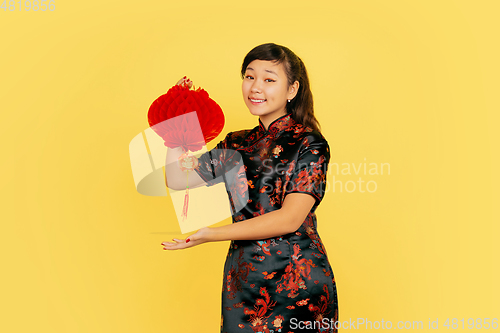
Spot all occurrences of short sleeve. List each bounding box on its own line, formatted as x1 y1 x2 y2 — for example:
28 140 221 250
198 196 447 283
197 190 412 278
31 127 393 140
193 132 232 187
285 134 330 208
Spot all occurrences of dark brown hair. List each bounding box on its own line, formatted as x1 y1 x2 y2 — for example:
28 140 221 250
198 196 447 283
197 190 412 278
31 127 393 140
240 43 321 132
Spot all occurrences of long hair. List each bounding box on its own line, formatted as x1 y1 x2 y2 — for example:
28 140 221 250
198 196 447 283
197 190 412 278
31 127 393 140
240 43 321 132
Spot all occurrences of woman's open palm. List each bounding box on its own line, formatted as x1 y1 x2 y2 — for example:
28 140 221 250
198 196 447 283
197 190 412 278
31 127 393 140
161 227 210 250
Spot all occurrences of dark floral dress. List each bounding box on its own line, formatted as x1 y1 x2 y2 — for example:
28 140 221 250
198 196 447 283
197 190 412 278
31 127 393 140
193 113 338 333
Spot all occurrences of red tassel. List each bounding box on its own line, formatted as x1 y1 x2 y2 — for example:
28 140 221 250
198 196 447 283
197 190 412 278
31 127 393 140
181 188 189 221
181 171 190 222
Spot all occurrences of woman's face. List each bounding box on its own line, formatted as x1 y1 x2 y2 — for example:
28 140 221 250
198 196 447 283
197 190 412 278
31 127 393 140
242 60 298 126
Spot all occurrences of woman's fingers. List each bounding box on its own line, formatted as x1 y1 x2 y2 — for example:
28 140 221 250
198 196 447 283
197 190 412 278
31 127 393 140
175 76 193 88
161 236 193 250
161 228 205 250
175 76 187 85
162 242 185 250
173 238 187 243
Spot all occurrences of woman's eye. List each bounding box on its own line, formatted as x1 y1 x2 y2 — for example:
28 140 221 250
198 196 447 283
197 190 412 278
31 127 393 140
244 76 274 82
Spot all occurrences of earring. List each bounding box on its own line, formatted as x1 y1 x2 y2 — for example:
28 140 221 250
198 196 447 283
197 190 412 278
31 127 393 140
287 99 290 103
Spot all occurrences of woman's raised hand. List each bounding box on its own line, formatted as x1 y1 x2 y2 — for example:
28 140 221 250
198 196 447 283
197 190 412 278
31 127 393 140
176 76 193 89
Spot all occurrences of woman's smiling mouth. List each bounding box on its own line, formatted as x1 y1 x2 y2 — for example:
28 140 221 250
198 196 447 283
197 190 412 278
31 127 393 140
249 98 266 104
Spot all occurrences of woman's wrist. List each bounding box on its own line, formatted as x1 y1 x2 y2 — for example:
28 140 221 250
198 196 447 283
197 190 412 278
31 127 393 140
205 226 220 242
195 226 216 243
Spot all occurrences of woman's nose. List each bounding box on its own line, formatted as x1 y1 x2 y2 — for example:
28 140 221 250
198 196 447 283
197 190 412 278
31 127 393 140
251 81 262 93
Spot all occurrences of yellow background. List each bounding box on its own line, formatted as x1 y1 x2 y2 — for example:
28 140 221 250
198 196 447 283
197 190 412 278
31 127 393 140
1 0 498 332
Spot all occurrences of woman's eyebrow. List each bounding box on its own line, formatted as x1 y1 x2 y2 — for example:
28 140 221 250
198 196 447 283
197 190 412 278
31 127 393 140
246 67 278 76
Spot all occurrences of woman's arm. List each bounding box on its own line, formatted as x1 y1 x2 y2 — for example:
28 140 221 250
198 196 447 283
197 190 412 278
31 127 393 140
162 193 316 250
207 193 315 241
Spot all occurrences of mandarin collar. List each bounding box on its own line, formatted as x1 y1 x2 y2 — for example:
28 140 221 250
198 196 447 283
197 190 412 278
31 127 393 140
258 113 296 136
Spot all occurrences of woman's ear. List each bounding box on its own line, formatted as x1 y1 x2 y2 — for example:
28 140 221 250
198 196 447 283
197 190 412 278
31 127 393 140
288 80 300 100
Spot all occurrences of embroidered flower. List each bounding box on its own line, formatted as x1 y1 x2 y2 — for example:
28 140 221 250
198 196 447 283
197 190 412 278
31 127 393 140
296 298 310 306
272 145 283 158
262 271 277 279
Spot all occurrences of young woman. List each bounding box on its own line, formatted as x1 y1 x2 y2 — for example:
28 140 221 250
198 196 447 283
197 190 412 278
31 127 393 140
162 43 339 333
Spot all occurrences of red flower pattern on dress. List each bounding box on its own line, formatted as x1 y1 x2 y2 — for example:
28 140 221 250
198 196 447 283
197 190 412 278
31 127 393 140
296 298 310 306
233 302 245 308
268 177 283 207
262 271 277 280
224 247 258 300
272 145 283 158
256 240 272 256
272 314 284 330
276 243 317 298
229 164 248 197
308 284 336 329
244 287 276 333
252 202 265 217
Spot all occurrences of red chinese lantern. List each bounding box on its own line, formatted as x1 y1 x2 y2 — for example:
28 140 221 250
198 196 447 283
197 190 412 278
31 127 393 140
148 78 225 221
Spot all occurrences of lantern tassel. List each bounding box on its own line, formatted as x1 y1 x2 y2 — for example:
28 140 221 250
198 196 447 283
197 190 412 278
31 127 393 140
181 171 189 222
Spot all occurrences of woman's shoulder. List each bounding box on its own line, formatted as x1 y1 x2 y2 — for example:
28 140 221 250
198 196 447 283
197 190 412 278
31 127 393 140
304 129 328 145
287 122 328 145
285 124 330 160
